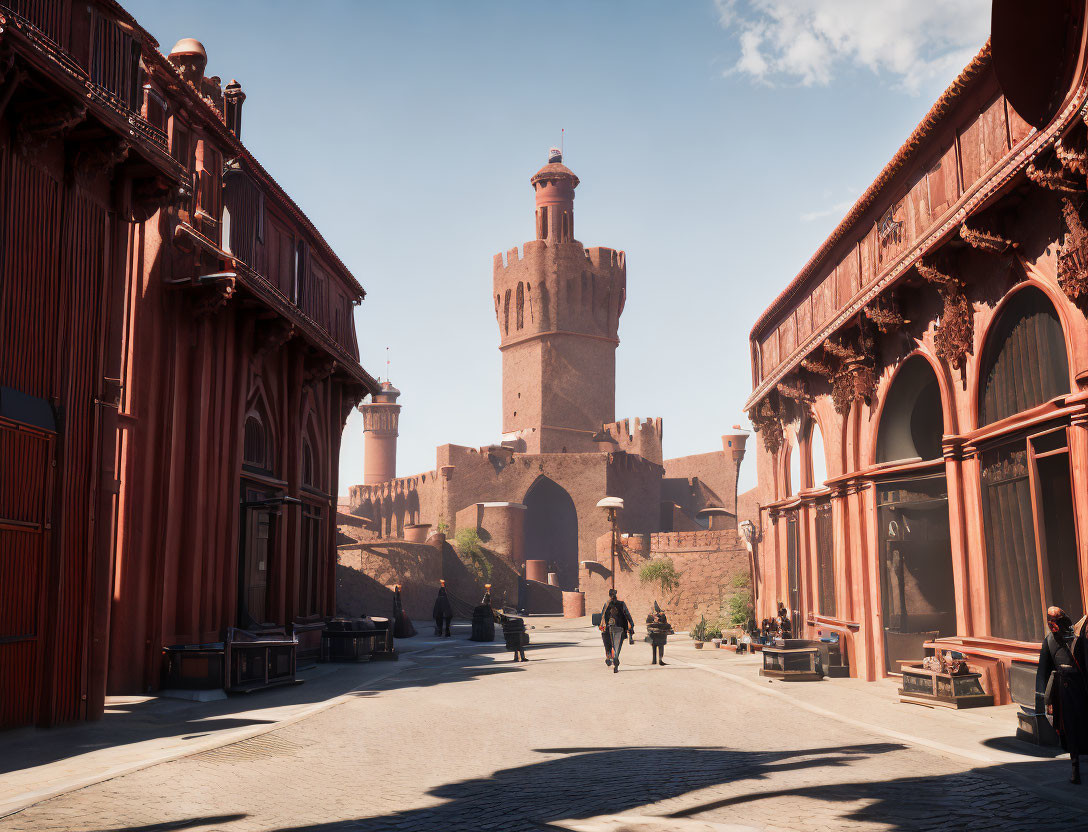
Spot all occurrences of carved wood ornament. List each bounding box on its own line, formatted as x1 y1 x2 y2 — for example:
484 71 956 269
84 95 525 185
1059 197 1088 304
749 395 784 455
918 257 973 371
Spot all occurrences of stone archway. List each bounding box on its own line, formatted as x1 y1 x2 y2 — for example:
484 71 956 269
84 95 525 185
523 476 579 590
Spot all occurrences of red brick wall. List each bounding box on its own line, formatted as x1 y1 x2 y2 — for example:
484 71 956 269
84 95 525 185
582 529 751 630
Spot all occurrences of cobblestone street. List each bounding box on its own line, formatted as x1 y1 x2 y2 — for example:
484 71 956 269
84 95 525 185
3 626 1087 832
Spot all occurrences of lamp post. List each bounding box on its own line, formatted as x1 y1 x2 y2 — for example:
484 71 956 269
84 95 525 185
596 496 624 590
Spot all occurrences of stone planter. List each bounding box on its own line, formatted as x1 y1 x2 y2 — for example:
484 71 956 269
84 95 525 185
403 523 431 543
712 638 722 649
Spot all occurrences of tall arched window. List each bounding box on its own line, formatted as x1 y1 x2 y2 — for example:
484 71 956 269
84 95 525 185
979 287 1069 426
243 412 270 472
302 438 315 488
787 432 801 497
809 421 828 489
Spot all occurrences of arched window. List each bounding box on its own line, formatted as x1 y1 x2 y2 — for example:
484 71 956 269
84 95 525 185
979 287 1069 425
810 421 828 489
243 412 270 471
786 432 801 497
516 282 525 329
877 356 944 463
302 438 315 488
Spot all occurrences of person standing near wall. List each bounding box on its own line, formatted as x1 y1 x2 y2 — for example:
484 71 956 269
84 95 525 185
599 588 634 673
646 602 672 666
432 581 453 637
1038 606 1088 784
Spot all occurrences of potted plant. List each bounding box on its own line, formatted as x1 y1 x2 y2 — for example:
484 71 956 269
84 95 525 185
707 625 723 648
691 615 708 648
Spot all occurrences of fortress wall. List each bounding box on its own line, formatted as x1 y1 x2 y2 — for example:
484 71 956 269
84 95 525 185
582 529 751 631
599 417 663 465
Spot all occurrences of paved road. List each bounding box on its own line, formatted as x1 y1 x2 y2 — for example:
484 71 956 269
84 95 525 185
2 627 1085 832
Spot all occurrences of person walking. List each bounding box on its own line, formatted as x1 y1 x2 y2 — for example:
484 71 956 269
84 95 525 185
646 602 672 666
1038 606 1088 784
599 588 634 673
432 581 453 637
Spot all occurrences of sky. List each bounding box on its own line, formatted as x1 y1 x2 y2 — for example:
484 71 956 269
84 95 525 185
128 0 991 496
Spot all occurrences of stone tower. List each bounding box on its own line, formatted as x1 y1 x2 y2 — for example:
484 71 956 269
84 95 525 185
359 381 401 484
493 149 626 454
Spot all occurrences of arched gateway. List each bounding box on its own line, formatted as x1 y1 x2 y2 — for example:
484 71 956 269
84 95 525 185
523 476 579 590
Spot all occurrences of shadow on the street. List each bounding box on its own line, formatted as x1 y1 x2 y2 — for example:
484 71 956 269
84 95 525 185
74 742 1088 832
0 629 565 777
90 815 246 832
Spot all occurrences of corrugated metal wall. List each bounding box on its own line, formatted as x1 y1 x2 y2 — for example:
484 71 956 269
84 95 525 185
0 138 111 727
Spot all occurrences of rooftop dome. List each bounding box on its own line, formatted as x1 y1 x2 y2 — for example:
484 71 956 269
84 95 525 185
168 38 207 60
530 148 579 188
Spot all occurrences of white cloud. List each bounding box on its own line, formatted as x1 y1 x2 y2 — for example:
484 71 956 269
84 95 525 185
716 0 990 93
799 199 854 223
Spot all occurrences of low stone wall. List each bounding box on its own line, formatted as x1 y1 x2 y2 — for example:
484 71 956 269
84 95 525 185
581 529 751 630
336 536 521 622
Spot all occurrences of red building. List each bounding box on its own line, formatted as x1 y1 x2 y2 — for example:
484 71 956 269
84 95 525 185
744 2 1088 701
0 0 378 728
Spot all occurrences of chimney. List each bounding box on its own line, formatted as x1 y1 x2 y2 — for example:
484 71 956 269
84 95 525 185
224 79 246 138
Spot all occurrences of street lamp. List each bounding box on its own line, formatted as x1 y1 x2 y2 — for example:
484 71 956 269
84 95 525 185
596 496 624 590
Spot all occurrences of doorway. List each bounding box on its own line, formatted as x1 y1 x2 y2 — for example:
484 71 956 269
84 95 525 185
523 476 579 590
239 485 275 627
877 475 956 672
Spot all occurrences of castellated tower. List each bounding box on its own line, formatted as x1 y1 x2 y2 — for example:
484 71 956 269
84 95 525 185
358 381 401 484
493 149 626 454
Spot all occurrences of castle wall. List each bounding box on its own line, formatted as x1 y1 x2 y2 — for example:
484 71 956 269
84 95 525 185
661 435 747 522
582 529 751 630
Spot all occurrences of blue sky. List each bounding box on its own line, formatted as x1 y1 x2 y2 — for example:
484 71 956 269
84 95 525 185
128 0 990 495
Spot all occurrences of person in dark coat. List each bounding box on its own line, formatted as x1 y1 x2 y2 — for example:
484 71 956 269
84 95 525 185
1038 606 1088 784
470 586 496 642
599 588 635 673
646 602 672 666
392 584 416 638
432 581 453 637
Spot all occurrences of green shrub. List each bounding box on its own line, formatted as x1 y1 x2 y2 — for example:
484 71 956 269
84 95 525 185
454 527 492 583
638 558 681 595
717 588 754 631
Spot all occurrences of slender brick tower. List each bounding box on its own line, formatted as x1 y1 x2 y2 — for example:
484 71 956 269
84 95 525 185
493 149 626 453
359 381 401 484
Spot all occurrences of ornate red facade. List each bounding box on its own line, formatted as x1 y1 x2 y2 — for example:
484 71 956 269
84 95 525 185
0 0 378 728
745 2 1088 701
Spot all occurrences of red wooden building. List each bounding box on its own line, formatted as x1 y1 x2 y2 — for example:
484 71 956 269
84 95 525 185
745 1 1088 701
0 0 378 728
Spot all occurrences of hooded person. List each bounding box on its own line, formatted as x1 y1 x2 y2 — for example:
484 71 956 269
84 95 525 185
645 601 672 666
392 584 416 639
1038 606 1088 784
470 585 496 642
599 588 635 673
432 581 453 637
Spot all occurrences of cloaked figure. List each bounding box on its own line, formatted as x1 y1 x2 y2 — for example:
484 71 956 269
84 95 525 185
599 588 634 673
392 584 416 639
432 581 453 637
1038 606 1088 784
470 586 496 642
776 603 792 640
645 602 673 666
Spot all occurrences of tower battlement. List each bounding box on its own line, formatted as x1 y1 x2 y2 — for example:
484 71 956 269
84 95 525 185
493 239 626 346
597 417 663 466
